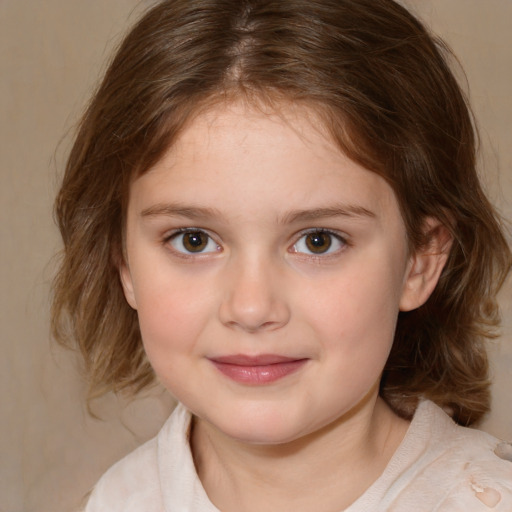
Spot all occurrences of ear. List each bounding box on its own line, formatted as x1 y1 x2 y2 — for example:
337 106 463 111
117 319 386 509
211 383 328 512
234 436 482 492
399 218 453 312
119 262 138 310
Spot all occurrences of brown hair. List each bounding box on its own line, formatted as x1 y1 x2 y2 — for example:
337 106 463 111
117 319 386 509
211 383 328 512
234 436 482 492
53 0 511 425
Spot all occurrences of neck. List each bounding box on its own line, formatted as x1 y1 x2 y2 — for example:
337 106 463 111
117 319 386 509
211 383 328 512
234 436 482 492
190 392 409 512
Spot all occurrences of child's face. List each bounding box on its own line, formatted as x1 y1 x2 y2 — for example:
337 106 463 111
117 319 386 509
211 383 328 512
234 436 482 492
121 101 418 444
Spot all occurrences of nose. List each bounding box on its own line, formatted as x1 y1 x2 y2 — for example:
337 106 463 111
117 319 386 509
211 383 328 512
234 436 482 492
218 255 291 333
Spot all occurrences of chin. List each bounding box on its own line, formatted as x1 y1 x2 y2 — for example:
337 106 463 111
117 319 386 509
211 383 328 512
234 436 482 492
225 423 302 445
208 403 312 445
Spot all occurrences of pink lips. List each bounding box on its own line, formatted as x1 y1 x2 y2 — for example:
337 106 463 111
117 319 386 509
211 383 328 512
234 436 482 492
209 354 308 385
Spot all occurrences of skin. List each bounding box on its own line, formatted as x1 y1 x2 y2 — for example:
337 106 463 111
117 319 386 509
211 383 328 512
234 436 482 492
120 101 451 511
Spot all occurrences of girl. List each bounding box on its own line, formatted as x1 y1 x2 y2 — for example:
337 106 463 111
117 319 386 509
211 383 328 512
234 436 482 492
52 0 512 510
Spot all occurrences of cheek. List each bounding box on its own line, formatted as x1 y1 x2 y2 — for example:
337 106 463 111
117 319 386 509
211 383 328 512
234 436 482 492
301 258 403 357
135 287 211 396
134 276 214 363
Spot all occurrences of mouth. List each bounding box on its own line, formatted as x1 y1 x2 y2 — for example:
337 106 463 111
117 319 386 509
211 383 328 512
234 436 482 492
209 354 309 385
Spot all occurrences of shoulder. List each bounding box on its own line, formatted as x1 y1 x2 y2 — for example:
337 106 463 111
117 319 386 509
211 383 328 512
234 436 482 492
84 435 162 512
84 403 191 512
396 401 512 511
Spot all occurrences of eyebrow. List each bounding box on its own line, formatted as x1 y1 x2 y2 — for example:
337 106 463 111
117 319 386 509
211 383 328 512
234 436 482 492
140 202 376 223
279 205 376 224
140 203 225 220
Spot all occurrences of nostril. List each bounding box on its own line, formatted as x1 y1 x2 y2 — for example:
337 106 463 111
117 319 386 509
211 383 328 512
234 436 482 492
225 319 285 333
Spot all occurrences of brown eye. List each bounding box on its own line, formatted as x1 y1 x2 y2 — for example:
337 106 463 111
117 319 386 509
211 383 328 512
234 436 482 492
183 231 207 252
305 232 332 253
169 230 219 254
292 230 346 256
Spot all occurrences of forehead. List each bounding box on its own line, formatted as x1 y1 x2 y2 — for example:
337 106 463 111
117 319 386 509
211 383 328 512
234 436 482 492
129 101 401 225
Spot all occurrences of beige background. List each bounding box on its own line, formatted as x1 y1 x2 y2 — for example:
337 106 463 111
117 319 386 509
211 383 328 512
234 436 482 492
1 1 510 511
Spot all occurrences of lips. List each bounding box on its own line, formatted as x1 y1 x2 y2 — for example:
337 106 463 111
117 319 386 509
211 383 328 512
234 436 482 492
209 354 308 385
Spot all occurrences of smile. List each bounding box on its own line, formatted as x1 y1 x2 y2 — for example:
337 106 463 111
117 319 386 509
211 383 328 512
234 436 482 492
209 355 308 385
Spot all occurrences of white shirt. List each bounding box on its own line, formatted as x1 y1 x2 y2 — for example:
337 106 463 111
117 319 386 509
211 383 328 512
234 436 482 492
85 400 512 511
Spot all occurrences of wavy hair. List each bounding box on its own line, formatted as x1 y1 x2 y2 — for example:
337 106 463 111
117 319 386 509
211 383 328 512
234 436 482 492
52 0 511 425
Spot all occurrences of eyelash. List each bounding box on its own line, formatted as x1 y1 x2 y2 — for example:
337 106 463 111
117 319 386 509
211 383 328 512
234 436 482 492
164 228 221 257
290 229 349 259
163 228 349 258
